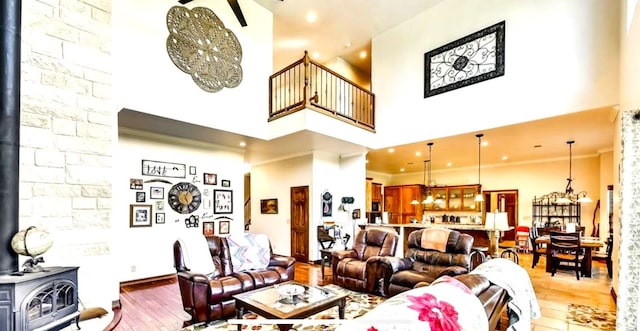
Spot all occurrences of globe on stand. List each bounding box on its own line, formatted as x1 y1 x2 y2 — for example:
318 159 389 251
11 226 53 273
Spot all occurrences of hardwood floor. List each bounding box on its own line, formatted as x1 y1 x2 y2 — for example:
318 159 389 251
115 253 615 330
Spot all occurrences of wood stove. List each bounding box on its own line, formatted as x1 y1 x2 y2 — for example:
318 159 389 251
0 267 79 331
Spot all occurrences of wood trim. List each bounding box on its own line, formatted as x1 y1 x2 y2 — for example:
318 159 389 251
104 300 122 331
120 273 175 287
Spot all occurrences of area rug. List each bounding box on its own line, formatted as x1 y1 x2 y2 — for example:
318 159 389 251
566 303 616 331
179 284 385 331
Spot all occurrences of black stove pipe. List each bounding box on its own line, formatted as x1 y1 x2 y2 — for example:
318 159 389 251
0 0 21 275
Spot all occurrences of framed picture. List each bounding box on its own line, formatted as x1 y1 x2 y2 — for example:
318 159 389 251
130 178 143 190
130 204 152 227
150 187 164 199
260 198 278 214
219 220 230 234
221 179 231 187
214 189 233 214
204 173 217 185
203 221 215 236
156 200 164 211
189 166 197 175
136 192 146 202
156 213 165 224
424 21 505 98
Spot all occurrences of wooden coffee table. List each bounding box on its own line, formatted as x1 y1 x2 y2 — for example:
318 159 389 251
233 281 347 331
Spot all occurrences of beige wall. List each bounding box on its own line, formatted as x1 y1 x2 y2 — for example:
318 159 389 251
371 153 610 236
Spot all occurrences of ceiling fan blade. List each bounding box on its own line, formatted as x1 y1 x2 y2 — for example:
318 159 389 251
227 0 248 27
178 0 193 4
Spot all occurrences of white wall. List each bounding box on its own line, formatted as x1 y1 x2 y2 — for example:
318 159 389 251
116 130 245 281
113 0 274 139
372 0 620 148
250 155 313 255
250 151 367 261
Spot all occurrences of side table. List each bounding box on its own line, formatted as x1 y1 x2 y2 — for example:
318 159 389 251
319 248 337 278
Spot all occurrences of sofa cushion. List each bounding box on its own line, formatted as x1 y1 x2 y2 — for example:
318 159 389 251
178 235 216 275
227 233 271 272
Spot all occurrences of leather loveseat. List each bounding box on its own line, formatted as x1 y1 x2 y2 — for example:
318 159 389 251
371 228 473 297
173 235 295 326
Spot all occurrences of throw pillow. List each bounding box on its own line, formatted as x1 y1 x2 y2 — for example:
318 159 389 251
178 235 216 275
227 233 271 272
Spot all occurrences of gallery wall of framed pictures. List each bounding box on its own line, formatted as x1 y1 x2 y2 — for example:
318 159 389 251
127 157 237 234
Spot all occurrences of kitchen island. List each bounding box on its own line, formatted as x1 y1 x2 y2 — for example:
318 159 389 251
359 223 490 257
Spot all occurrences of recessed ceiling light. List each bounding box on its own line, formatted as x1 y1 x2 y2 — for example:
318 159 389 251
447 162 452 167
239 141 246 147
400 168 405 172
415 152 422 156
359 50 367 59
312 51 320 59
388 148 395 153
481 141 489 147
306 11 317 23
502 155 508 160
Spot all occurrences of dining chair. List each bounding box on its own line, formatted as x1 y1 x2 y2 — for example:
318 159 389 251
592 234 613 278
549 230 585 280
529 227 546 269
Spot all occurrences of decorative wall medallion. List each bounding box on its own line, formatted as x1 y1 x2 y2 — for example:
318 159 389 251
424 21 505 98
166 6 243 93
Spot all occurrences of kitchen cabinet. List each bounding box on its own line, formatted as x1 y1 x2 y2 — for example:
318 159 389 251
424 184 481 212
383 184 424 224
372 183 382 202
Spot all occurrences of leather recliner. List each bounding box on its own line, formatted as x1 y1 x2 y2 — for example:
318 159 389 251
372 228 473 297
331 228 399 293
173 236 295 326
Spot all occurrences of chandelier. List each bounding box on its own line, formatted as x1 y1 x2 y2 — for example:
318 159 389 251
555 140 591 204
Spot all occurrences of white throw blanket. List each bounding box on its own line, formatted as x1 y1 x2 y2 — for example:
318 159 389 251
335 277 487 331
470 258 541 331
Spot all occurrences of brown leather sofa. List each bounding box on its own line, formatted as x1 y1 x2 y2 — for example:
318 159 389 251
372 228 473 297
173 236 295 326
331 228 398 293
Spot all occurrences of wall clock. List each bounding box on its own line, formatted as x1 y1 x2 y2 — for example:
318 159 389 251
168 182 202 214
424 21 505 98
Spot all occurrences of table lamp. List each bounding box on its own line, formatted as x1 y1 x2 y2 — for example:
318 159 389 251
484 211 509 257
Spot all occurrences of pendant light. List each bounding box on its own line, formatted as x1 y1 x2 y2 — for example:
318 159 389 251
474 133 484 202
410 162 425 205
422 142 434 204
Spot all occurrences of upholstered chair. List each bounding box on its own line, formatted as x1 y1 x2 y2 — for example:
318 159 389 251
372 228 473 297
331 228 399 293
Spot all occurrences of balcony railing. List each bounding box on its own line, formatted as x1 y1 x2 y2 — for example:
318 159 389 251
268 51 375 132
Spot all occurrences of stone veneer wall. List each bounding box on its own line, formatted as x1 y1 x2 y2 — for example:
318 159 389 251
20 0 115 308
618 109 640 330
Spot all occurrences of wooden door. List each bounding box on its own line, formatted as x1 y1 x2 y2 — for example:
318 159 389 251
498 192 518 241
290 186 309 263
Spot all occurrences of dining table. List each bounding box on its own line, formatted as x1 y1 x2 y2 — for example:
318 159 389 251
535 235 604 277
